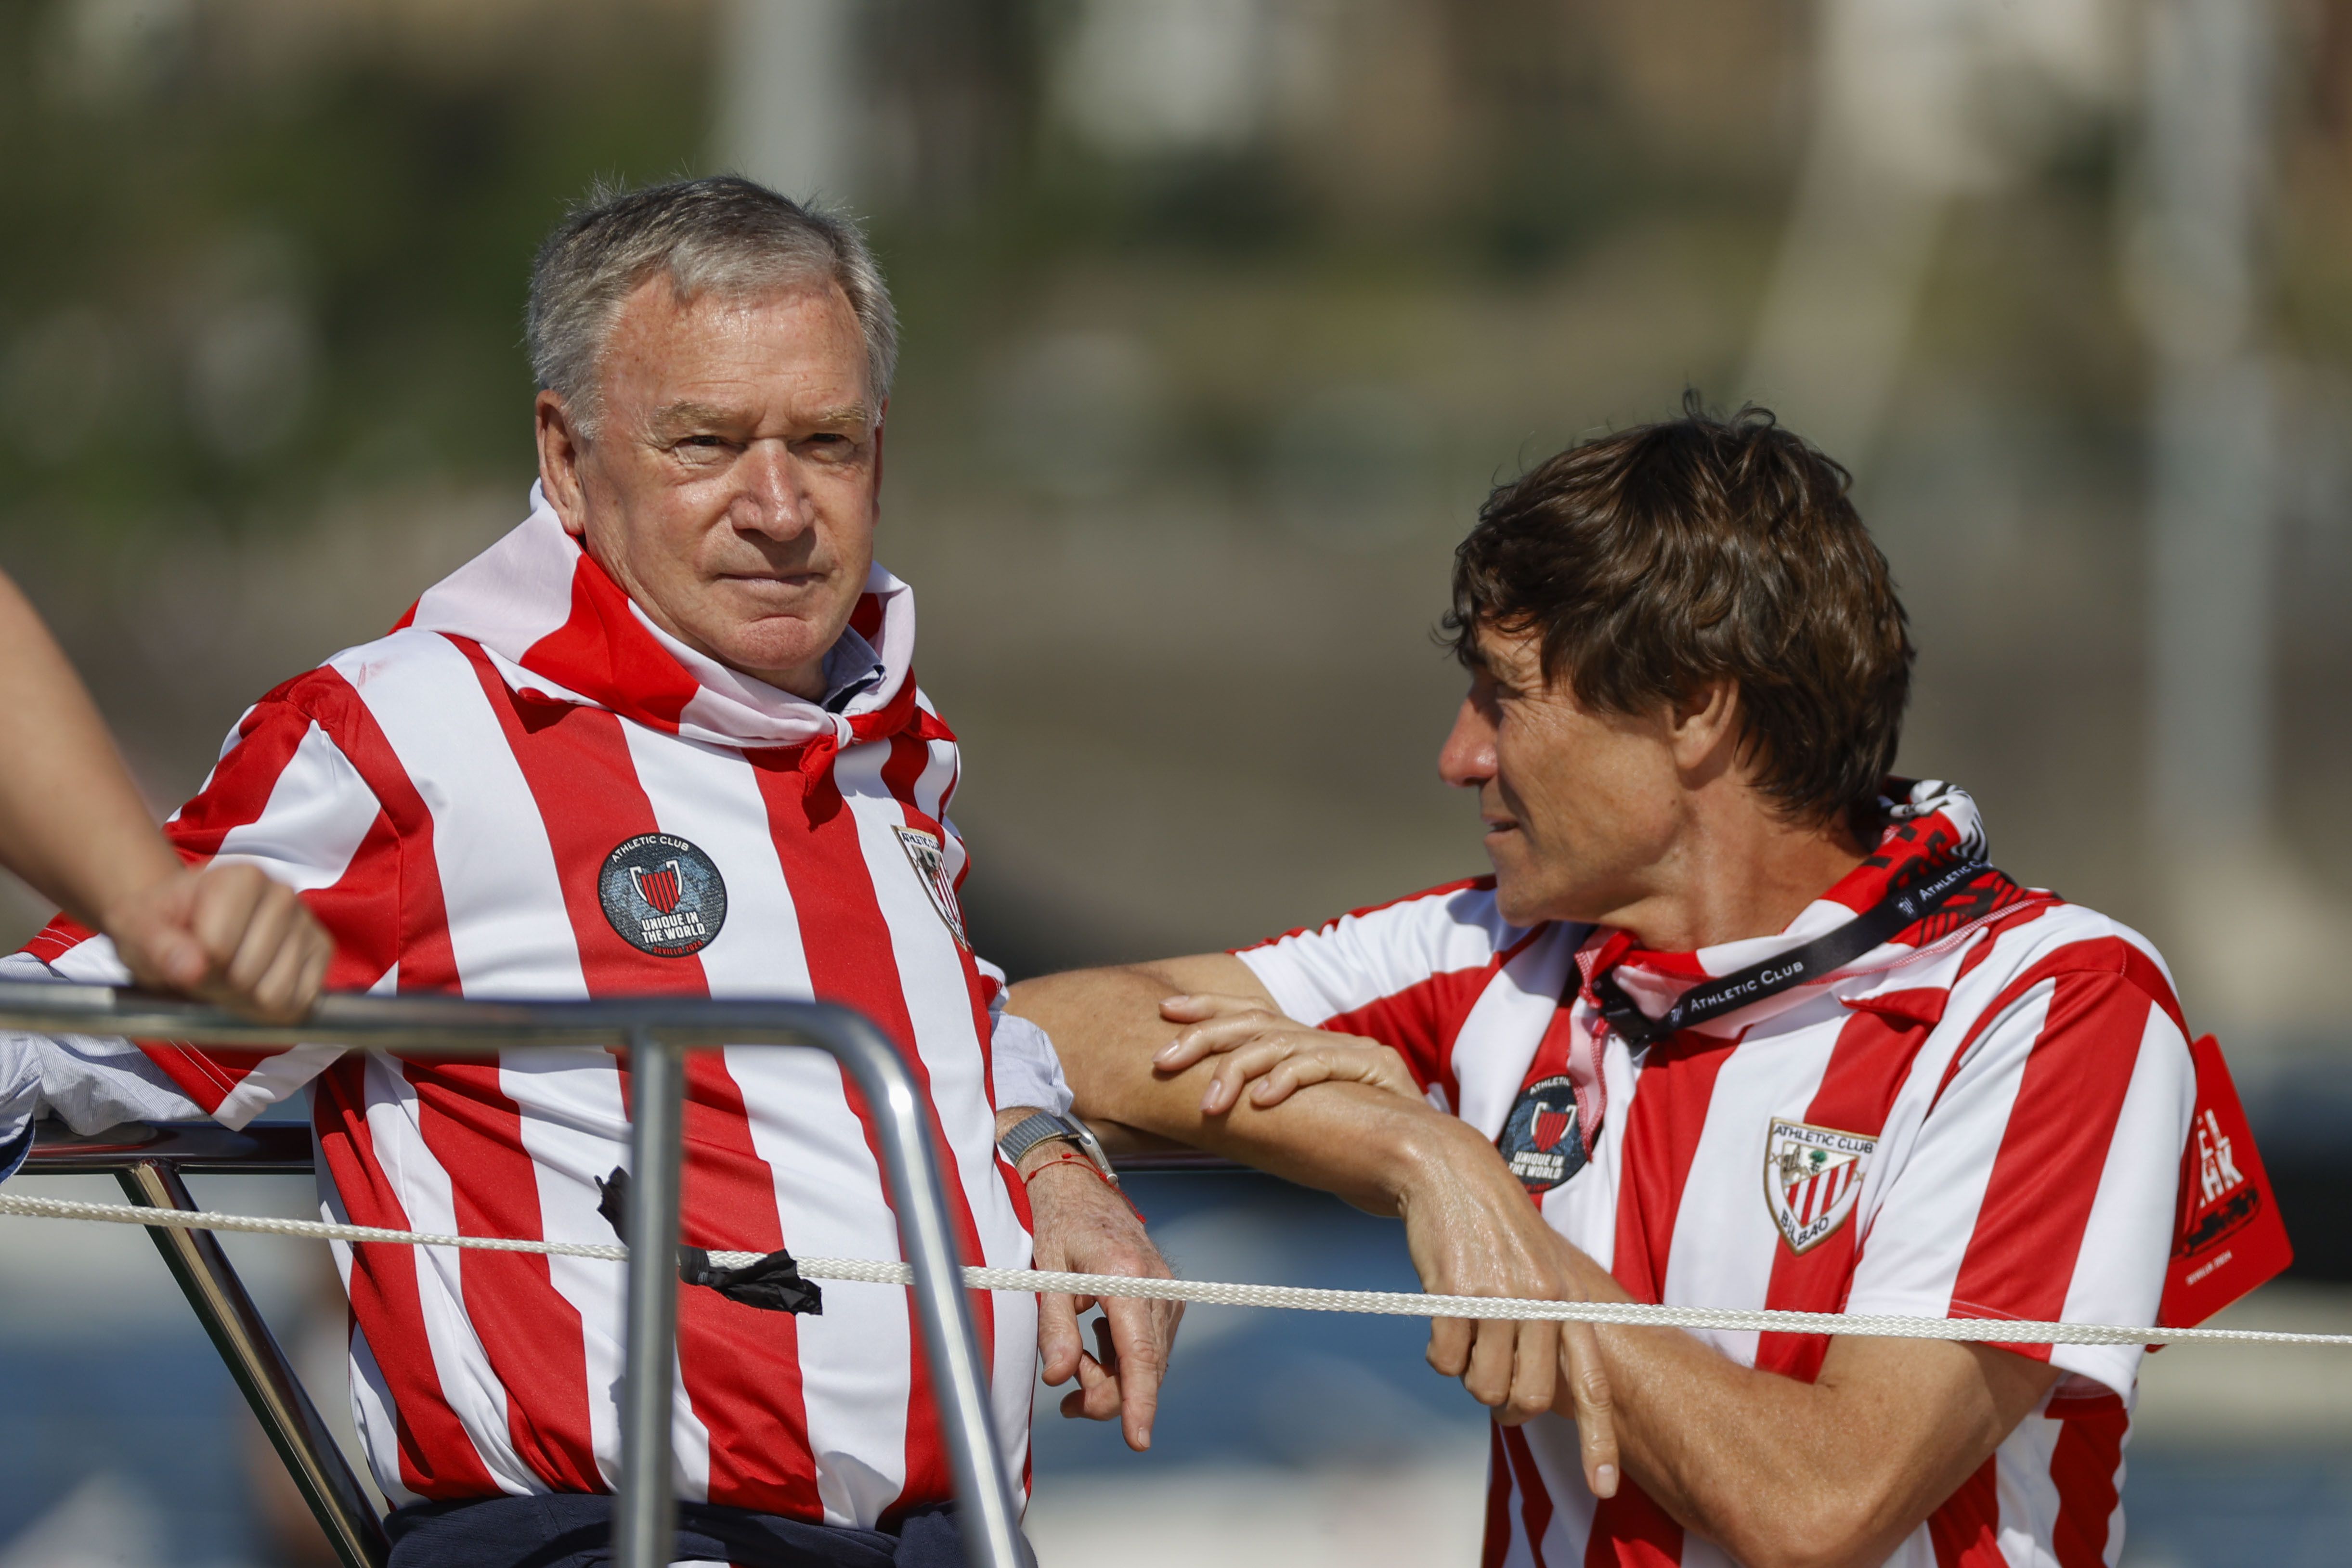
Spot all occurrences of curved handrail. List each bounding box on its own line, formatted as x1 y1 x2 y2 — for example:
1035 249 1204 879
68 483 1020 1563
0 983 1027 1568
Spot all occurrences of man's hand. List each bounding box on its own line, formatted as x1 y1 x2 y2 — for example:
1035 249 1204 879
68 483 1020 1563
1153 993 1419 1114
1393 1113 1619 1498
1004 1107 1181 1452
105 863 333 1024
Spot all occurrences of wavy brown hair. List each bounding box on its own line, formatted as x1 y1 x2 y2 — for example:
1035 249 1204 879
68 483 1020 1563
1446 394 1914 829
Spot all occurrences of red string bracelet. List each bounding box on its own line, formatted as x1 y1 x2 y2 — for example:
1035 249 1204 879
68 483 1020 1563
1023 1150 1145 1222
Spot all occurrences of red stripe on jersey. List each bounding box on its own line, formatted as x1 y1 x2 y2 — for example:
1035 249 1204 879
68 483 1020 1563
476 660 819 1515
1481 1425 1516 1568
1610 1037 1738 1304
1582 1477 1681 1568
1498 1426 1554 1568
519 558 699 734
305 809 404 992
309 667 465 996
849 592 885 644
1950 936 2184 1081
2048 1394 2128 1568
1949 900 2057 988
749 752 995 1520
1947 972 2157 1346
1754 1008 1938 1381
166 691 312 858
314 1063 503 1498
1325 935 1542 1103
1927 1457 2005 1567
408 1061 601 1490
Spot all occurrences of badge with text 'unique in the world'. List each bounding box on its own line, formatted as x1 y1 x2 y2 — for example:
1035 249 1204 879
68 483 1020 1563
1497 1075 1585 1194
1764 1116 1876 1254
599 833 728 958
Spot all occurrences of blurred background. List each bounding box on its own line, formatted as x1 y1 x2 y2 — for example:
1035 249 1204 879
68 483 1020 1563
3 0 2352 1563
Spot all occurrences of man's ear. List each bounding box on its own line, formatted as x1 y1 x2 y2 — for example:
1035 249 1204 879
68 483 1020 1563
1667 680 1741 773
534 391 589 536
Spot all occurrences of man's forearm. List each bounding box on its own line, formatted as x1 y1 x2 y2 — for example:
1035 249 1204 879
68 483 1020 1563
1553 1251 2051 1568
1012 962 1474 1214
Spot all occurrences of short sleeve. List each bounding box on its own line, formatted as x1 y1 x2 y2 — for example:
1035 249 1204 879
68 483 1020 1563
18 691 398 1129
1234 879 1545 1092
1845 969 2195 1397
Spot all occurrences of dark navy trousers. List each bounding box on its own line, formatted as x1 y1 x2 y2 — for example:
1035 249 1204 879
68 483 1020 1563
385 1495 986 1568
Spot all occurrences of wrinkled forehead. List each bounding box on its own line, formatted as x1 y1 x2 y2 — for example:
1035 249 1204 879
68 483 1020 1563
601 272 877 425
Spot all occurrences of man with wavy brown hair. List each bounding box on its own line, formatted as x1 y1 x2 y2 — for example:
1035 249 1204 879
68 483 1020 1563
1017 400 2280 1568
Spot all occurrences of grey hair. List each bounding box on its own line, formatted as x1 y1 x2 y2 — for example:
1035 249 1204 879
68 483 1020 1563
526 175 898 436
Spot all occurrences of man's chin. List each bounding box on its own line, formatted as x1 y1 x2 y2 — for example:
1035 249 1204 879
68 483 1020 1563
692 619 840 694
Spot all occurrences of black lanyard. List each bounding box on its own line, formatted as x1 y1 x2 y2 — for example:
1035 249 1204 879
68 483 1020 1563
1591 852 1994 1051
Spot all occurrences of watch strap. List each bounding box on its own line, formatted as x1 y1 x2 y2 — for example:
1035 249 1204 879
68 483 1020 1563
998 1111 1114 1180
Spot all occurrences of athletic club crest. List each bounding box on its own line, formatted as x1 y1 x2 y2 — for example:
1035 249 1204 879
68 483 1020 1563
1765 1116 1875 1254
1498 1076 1585 1193
599 833 727 958
893 826 970 949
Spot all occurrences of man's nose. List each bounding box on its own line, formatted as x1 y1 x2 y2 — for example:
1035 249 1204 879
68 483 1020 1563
1437 695 1495 789
732 441 812 541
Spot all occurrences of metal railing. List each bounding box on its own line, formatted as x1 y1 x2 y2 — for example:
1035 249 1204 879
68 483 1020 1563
0 982 1030 1568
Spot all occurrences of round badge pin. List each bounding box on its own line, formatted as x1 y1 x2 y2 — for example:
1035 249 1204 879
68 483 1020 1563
599 833 728 958
1497 1075 1586 1194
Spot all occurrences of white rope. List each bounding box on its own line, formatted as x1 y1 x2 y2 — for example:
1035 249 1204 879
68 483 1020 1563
3 1189 2339 1348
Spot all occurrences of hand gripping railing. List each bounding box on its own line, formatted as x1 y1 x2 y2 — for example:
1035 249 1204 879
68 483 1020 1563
0 981 1030 1568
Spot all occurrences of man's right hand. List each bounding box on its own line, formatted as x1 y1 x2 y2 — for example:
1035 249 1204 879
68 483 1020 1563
105 862 333 1024
1016 959 1617 1497
1393 1110 1619 1498
1152 992 1420 1113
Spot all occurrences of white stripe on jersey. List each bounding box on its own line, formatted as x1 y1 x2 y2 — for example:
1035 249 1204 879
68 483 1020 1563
2059 1001 2195 1397
1449 927 1576 1139
1661 1003 1843 1367
1245 884 1534 1027
213 720 381 892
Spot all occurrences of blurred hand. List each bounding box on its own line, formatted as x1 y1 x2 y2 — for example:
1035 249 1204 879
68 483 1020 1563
1152 993 1420 1114
1017 1124 1181 1452
1395 1115 1618 1498
105 862 332 1024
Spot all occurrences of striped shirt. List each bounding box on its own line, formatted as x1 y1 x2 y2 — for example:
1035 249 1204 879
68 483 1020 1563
0 492 1044 1528
1238 783 2193 1568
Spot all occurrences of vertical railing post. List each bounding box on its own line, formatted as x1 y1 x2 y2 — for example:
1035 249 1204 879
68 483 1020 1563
614 1027 686 1568
819 1009 1030 1568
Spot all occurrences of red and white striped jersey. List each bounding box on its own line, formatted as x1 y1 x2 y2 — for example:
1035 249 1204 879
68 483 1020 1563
13 492 1040 1528
1238 783 2195 1568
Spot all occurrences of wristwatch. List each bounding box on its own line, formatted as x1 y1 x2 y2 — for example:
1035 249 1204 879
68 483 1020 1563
997 1110 1118 1184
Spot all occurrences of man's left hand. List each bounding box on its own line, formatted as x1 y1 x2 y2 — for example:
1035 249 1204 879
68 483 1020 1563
1006 1110 1181 1452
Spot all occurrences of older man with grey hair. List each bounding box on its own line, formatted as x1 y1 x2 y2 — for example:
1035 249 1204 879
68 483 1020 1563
0 176 1174 1568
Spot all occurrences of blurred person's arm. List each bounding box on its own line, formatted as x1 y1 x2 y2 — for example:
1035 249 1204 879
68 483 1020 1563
0 571 329 1021
1011 959 1620 1499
